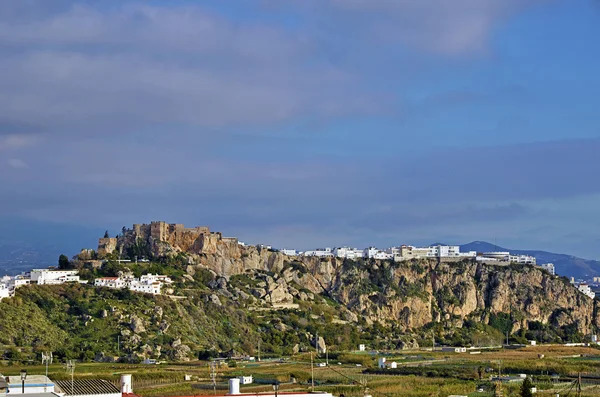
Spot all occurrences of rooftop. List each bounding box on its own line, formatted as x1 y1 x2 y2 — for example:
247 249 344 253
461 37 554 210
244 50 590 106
55 379 121 396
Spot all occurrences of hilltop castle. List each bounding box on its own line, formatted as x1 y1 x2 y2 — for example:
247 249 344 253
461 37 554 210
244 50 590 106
97 221 238 258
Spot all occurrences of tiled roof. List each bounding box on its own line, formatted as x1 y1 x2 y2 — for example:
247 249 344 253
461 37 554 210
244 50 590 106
55 379 121 396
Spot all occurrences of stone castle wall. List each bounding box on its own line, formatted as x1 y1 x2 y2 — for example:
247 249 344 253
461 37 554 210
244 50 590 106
98 237 118 257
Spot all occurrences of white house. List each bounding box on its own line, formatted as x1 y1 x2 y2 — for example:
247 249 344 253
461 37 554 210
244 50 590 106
577 284 596 299
30 269 80 285
0 283 11 300
358 344 366 352
95 277 127 289
280 249 298 256
377 357 386 369
364 247 380 259
238 376 253 385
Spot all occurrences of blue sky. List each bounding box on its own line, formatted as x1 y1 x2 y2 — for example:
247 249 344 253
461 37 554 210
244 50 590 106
1 0 599 259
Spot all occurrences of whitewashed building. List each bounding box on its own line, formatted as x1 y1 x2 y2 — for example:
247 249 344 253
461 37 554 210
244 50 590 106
280 249 298 256
303 248 333 257
0 283 10 300
30 269 81 285
510 255 537 265
539 263 555 275
333 247 364 259
577 284 596 299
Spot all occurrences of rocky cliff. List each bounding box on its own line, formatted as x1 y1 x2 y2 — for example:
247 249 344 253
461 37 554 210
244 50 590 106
82 222 598 353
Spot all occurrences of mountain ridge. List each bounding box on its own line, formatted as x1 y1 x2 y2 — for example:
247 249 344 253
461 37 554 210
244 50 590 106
458 241 600 279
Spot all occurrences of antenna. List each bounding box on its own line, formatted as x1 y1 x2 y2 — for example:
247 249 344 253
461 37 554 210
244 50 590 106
42 352 53 392
65 360 75 395
209 361 217 395
310 352 315 392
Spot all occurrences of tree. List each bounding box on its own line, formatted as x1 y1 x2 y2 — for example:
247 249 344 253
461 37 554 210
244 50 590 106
104 230 110 238
58 254 70 269
520 377 534 397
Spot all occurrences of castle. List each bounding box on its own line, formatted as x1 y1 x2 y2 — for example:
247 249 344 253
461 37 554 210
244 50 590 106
97 221 238 257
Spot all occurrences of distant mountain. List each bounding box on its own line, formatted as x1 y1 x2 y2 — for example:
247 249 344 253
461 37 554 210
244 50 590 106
0 217 104 275
460 241 600 279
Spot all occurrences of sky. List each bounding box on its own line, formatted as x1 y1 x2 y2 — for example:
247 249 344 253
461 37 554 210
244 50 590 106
1 0 600 259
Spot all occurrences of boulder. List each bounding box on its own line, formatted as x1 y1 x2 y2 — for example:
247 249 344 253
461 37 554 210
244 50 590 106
130 315 146 334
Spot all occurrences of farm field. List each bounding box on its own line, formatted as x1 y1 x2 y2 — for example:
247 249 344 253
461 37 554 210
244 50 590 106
2 345 600 397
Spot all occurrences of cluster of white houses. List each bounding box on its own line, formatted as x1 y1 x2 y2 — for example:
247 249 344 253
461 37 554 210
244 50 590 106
280 245 559 278
94 274 172 295
0 269 86 300
283 244 542 264
0 268 173 301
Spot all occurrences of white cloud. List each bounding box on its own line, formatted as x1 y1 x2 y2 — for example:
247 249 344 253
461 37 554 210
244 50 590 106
7 158 29 169
301 0 548 54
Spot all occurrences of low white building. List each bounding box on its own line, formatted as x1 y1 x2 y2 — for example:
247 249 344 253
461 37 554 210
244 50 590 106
577 284 596 299
95 277 127 289
303 248 333 257
358 344 366 351
377 357 386 369
238 376 253 385
510 255 537 265
280 249 298 256
30 269 81 285
441 347 467 353
5 374 55 394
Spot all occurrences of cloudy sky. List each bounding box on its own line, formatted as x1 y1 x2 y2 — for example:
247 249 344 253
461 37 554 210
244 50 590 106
1 0 599 258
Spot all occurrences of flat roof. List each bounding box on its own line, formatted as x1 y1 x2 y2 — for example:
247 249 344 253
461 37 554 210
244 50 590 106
55 379 121 396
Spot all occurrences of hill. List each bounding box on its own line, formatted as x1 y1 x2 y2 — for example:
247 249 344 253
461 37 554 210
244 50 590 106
0 222 598 364
460 241 600 279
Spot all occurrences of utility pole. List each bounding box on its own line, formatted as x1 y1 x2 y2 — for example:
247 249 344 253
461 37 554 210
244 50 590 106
42 352 53 392
209 361 217 395
66 360 75 395
310 352 315 392
258 339 261 362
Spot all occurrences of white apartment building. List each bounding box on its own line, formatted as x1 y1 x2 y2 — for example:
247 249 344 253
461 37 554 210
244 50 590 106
577 284 596 299
333 247 364 259
427 245 461 258
539 263 555 275
364 247 380 259
30 269 80 285
303 248 333 257
510 255 537 265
